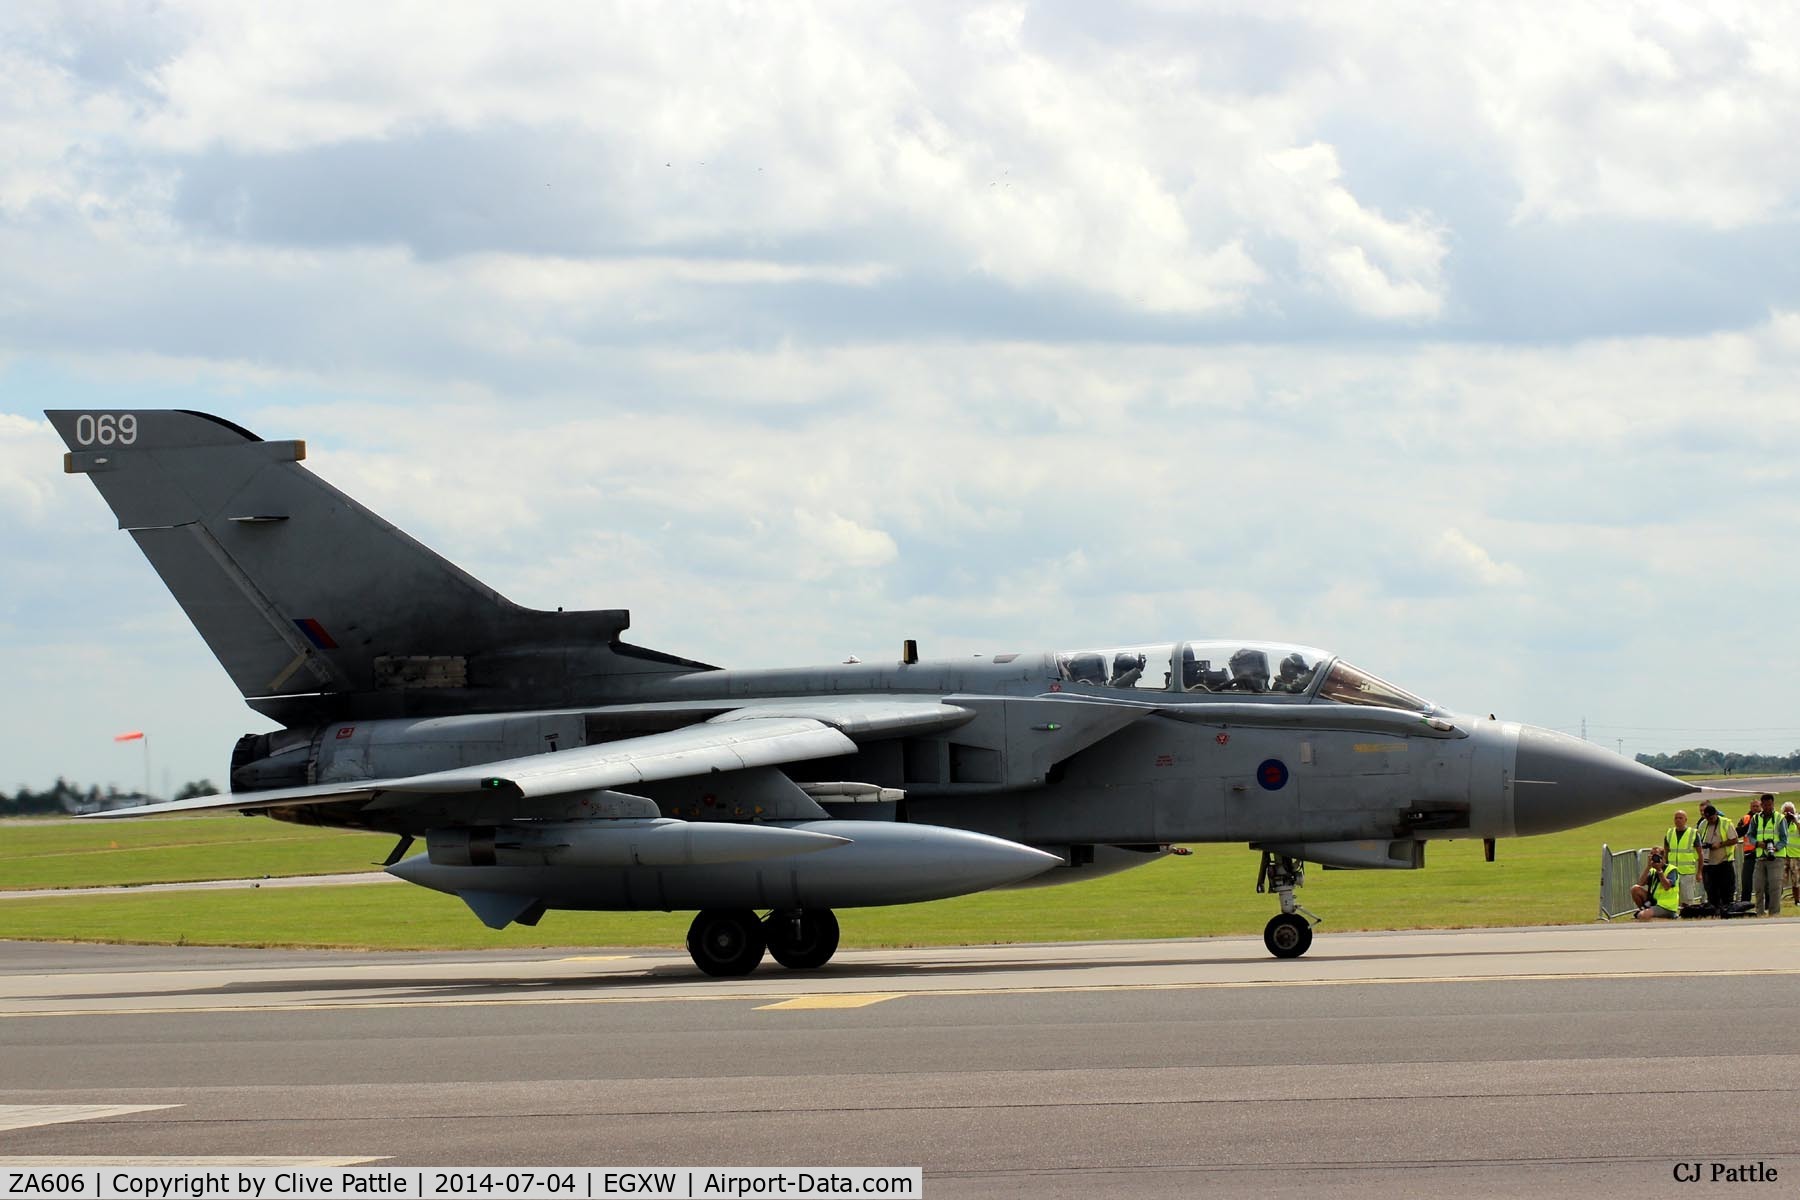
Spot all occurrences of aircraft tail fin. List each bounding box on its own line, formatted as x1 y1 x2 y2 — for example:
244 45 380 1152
49 409 709 722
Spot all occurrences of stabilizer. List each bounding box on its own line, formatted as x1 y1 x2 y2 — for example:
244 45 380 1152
49 409 711 722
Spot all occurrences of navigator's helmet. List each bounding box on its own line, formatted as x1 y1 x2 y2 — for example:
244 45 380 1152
1228 647 1270 688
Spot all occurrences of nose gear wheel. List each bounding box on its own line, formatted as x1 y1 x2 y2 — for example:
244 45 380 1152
1255 851 1321 959
1263 912 1313 958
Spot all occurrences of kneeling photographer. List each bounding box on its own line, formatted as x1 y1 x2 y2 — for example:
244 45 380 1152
1630 848 1681 920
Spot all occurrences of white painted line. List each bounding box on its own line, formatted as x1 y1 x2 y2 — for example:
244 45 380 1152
757 994 902 1010
0 1105 177 1133
0 1157 385 1166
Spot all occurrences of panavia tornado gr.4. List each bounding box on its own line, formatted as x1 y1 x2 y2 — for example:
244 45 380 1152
48 409 1697 972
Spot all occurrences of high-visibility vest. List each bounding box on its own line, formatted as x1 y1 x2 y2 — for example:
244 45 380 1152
1752 814 1787 857
1781 817 1800 859
1651 869 1680 913
1664 827 1698 876
1697 817 1734 861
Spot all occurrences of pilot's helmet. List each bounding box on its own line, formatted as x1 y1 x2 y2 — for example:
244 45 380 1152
1278 652 1308 681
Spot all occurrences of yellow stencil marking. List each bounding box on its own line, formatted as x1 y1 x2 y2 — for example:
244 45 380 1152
756 993 902 1010
1353 742 1408 753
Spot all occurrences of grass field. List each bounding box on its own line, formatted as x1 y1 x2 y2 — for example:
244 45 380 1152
0 818 394 888
6 800 1784 950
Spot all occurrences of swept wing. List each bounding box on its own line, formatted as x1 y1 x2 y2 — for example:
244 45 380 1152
87 716 858 818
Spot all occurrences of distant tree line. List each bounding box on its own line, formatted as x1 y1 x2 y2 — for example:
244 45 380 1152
1635 749 1800 776
1 778 219 816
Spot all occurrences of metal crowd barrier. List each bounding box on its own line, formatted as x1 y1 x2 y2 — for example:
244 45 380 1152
1600 844 1752 919
1599 844 1651 920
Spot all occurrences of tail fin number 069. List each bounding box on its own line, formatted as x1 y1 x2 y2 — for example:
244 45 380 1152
74 413 137 446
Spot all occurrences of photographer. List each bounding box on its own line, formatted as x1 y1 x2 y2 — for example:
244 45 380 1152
1737 800 1763 903
1783 801 1800 908
1749 793 1788 916
1630 848 1681 920
1662 809 1701 908
1695 802 1737 911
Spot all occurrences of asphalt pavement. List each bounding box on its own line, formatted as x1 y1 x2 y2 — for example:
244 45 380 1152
3 922 1798 1198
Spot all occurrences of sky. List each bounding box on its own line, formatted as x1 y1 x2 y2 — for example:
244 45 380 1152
4 1 1800 794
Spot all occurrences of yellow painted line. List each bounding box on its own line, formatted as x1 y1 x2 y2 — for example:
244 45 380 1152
6 967 1800 1020
556 955 632 962
756 993 902 1010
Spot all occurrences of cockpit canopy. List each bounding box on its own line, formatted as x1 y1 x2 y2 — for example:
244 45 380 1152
1054 640 1432 712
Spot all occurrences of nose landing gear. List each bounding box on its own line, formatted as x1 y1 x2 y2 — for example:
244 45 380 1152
1257 852 1320 959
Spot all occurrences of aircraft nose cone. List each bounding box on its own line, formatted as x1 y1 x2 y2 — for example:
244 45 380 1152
1513 725 1698 836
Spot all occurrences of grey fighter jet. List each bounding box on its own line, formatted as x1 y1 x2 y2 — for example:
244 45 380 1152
48 410 1696 971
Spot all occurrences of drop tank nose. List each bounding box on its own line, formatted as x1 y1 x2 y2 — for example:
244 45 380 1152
1512 725 1698 836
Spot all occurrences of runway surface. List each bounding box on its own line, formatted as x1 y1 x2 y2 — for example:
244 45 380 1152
3 922 1798 1199
1680 774 1800 798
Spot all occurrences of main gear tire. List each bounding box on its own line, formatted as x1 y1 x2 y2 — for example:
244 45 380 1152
764 908 840 970
687 909 767 977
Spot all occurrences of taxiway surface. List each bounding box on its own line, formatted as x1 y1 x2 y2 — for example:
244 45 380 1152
2 923 1797 1198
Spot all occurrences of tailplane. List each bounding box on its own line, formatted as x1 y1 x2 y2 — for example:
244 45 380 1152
49 409 710 722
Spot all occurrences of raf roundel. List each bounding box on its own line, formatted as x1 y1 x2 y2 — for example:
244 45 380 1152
1257 759 1289 791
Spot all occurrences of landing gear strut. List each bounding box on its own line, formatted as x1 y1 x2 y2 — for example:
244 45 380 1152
763 908 840 970
686 908 766 977
1256 852 1320 959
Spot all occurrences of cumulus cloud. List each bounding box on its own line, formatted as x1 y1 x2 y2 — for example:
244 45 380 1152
1255 143 1446 318
792 510 901 578
0 414 60 520
1 0 1467 325
1428 528 1525 590
8 1 1800 355
1463 6 1800 228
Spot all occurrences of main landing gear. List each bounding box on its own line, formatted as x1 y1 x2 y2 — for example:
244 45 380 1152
764 908 840 970
685 907 840 976
1256 852 1321 959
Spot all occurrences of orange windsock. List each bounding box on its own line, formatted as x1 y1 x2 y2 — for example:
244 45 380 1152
113 731 144 742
